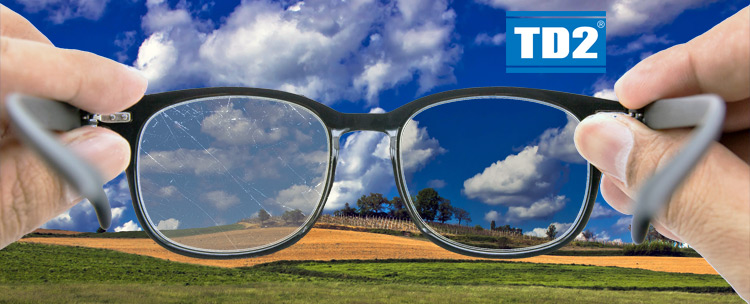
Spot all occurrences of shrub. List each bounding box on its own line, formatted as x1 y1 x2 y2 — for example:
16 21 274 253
622 241 682 256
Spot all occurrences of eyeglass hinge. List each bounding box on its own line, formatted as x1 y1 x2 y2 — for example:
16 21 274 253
82 112 132 126
628 109 645 122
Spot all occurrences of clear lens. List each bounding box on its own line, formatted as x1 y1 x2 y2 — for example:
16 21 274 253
136 96 329 252
400 97 588 250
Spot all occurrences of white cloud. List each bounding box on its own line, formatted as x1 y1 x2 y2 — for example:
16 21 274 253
326 130 393 210
505 195 568 221
590 202 618 219
593 89 618 100
200 103 288 146
608 34 673 55
158 185 178 197
427 179 446 189
463 146 556 205
134 0 460 102
524 222 573 238
114 220 142 232
156 218 180 230
202 190 240 211
536 116 585 164
16 0 110 24
325 115 445 210
484 210 500 223
401 120 447 175
268 183 324 212
476 0 717 37
613 216 632 232
474 33 506 46
111 207 126 221
134 32 178 84
114 30 138 63
44 174 134 232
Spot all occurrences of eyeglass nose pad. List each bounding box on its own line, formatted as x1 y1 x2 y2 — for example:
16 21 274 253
631 94 725 244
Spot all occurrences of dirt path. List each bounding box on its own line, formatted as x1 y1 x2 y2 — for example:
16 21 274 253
20 228 717 275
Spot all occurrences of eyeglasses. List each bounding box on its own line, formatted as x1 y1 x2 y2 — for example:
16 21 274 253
5 87 724 259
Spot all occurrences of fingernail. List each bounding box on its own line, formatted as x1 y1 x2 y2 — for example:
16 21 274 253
60 127 130 181
575 113 633 184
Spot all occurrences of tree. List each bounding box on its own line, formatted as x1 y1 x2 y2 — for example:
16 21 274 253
546 224 557 240
490 220 496 230
436 200 454 223
357 193 389 217
282 209 306 225
334 203 358 217
582 230 595 242
454 208 471 226
257 209 271 224
415 188 441 221
388 196 409 220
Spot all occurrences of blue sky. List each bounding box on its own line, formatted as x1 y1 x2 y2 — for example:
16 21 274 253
6 0 746 243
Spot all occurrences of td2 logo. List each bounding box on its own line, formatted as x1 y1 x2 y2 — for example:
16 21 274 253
506 11 606 73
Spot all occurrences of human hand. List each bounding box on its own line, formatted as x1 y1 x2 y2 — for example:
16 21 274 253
0 5 147 249
574 7 749 299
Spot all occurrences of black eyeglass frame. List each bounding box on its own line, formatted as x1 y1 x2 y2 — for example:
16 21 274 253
5 86 724 259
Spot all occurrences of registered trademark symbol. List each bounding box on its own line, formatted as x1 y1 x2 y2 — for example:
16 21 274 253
597 20 605 28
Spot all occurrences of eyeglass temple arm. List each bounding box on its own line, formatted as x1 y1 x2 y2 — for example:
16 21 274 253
5 93 111 232
632 94 725 244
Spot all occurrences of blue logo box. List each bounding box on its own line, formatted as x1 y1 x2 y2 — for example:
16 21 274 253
506 11 606 73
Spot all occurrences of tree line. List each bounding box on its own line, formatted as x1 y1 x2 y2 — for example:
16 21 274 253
332 188 473 226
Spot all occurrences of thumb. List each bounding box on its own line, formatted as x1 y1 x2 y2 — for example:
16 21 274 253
0 126 129 248
574 112 749 290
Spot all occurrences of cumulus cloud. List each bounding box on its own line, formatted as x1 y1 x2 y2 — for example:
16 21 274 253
476 0 716 37
536 116 585 164
202 190 240 211
114 220 142 232
463 146 560 205
505 195 568 221
613 216 632 232
135 0 461 103
590 202 618 219
484 210 500 223
200 102 290 146
325 116 445 210
474 33 506 46
401 120 447 175
462 111 585 208
156 218 180 230
44 174 134 232
268 183 324 213
524 222 573 238
15 0 109 24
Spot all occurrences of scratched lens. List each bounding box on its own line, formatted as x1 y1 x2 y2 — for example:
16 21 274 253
400 97 588 250
136 96 329 252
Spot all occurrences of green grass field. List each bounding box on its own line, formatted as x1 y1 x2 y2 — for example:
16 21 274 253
0 242 741 303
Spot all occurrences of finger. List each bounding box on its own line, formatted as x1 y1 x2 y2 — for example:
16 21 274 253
575 113 750 237
0 36 147 114
0 126 129 249
615 7 750 107
724 98 750 132
599 174 633 214
0 5 52 45
650 220 683 244
575 112 750 283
